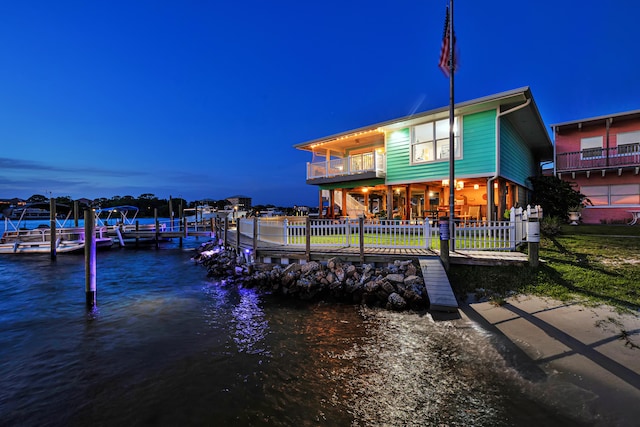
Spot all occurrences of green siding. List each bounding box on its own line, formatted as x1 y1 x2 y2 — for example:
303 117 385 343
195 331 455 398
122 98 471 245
386 110 496 184
500 118 536 188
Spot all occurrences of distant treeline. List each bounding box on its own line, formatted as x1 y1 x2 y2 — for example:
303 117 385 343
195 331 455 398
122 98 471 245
1 194 309 218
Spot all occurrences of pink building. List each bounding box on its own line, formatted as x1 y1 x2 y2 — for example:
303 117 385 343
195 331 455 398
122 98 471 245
552 110 640 224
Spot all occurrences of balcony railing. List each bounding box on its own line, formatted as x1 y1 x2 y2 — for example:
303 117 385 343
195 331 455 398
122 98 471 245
306 151 386 180
556 144 640 172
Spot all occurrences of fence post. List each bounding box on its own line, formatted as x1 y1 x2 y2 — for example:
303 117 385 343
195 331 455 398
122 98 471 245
509 207 516 250
253 217 258 254
283 218 288 245
236 218 241 254
527 205 541 267
359 216 364 264
423 219 430 248
345 218 350 247
439 216 450 271
305 216 311 262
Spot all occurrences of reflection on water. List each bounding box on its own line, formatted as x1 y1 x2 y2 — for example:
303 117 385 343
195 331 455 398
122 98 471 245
0 238 595 426
232 288 270 355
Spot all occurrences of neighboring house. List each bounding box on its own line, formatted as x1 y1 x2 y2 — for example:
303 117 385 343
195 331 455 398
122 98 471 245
551 110 640 224
294 87 552 221
225 195 252 210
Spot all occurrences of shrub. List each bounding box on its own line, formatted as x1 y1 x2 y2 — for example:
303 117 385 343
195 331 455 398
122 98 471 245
540 216 562 236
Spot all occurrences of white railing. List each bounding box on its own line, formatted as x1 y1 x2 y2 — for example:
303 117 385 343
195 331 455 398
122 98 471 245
306 151 386 179
236 205 543 252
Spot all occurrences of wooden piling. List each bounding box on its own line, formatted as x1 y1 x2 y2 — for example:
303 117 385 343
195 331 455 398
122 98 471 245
236 218 241 254
50 198 57 260
84 209 97 309
154 208 159 249
224 217 228 247
253 217 258 254
74 200 79 227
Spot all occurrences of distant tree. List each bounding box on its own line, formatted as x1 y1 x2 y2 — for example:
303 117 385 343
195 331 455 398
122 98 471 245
93 198 109 208
528 175 590 219
54 196 73 206
27 194 48 203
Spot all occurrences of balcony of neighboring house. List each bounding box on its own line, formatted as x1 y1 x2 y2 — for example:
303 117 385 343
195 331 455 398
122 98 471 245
306 151 386 185
556 144 640 173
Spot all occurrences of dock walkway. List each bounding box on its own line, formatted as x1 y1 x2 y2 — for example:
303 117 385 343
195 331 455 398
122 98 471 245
222 229 529 266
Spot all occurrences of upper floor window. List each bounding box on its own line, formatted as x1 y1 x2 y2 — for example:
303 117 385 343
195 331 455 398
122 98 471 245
411 117 461 164
616 130 640 155
580 136 603 159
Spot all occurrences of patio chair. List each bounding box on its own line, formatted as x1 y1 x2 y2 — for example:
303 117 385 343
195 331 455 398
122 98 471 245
468 205 481 221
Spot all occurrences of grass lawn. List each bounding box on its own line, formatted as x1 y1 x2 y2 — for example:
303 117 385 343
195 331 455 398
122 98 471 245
448 224 640 311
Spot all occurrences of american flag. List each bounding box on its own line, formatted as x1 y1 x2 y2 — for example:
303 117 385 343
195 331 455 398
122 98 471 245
438 5 458 78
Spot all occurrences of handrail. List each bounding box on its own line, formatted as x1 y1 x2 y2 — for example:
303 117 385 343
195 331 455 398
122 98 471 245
306 151 386 179
556 145 640 171
236 207 539 252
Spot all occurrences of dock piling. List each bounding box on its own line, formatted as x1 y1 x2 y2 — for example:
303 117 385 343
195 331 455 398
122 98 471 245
84 209 97 309
50 198 57 260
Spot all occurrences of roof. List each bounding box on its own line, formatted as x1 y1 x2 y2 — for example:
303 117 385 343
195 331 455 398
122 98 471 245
550 108 640 131
294 87 553 158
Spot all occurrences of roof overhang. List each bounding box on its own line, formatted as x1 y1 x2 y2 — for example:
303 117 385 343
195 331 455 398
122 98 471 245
550 109 640 134
295 87 553 160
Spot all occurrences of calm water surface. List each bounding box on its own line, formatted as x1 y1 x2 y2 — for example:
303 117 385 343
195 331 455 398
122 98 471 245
0 221 595 426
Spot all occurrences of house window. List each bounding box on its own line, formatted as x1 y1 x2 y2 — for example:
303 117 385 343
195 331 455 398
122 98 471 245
611 184 640 205
616 130 640 155
580 136 603 159
411 117 460 164
581 185 609 206
581 184 640 206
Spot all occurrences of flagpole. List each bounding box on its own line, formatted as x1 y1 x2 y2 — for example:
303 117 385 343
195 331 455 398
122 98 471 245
448 0 455 250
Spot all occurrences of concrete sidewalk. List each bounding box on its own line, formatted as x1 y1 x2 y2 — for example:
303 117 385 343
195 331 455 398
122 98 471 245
460 295 640 426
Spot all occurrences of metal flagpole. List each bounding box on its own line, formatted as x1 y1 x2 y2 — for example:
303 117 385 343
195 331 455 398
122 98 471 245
448 0 456 250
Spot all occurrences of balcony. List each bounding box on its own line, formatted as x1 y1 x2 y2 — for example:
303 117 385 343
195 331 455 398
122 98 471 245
556 145 640 172
306 151 386 184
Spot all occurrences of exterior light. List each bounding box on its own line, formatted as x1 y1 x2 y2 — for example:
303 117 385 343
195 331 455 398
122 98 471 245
473 184 480 190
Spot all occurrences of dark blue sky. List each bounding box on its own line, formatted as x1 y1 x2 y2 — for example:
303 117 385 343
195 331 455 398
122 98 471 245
1 1 638 206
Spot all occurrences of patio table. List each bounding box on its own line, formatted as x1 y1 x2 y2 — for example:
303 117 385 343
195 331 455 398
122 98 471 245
627 210 640 226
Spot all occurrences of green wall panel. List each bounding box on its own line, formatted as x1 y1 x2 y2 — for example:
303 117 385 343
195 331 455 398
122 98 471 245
385 110 497 185
500 118 536 188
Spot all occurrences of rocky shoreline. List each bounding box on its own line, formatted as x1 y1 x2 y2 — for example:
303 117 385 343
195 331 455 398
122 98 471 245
193 241 430 311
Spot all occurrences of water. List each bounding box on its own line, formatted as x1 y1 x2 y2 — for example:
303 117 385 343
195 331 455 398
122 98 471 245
0 222 594 426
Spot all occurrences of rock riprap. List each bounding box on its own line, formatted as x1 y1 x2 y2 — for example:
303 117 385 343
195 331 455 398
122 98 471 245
193 242 429 311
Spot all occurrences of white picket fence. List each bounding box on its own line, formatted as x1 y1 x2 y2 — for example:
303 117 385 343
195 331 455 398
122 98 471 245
237 205 542 251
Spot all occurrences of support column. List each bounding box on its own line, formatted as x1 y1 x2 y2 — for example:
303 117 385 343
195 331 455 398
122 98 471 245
386 186 393 220
341 189 347 218
329 190 335 219
318 189 323 218
404 185 411 221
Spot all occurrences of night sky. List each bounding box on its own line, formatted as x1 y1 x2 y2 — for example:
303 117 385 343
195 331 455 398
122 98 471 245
1 0 638 206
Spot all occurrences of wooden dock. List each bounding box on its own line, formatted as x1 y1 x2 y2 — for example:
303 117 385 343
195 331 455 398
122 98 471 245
221 229 529 267
418 257 458 312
